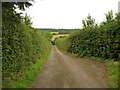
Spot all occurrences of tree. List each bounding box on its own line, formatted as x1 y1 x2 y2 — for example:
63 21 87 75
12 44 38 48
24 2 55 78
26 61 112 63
2 1 34 30
115 13 120 23
23 14 33 28
82 14 95 28
2 1 34 11
105 10 113 23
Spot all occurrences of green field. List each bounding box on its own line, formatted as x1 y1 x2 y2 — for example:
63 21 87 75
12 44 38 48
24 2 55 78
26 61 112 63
37 28 79 34
50 32 59 35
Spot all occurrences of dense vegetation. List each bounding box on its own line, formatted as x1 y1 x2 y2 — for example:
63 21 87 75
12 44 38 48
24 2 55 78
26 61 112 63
38 28 79 34
56 11 119 88
2 2 52 88
56 11 120 61
2 1 119 88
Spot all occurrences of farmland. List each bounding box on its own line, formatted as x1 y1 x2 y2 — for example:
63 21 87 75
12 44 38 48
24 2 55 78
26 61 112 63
38 28 79 34
50 32 59 35
51 34 69 41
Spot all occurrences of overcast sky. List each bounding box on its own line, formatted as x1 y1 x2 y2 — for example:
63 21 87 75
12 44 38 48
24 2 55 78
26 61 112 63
24 0 120 29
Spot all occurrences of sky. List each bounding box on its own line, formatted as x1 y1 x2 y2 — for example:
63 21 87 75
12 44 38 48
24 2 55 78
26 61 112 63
23 0 120 29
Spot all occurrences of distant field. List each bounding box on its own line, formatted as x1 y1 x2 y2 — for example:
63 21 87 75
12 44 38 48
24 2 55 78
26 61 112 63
37 28 79 34
52 34 69 41
50 32 59 35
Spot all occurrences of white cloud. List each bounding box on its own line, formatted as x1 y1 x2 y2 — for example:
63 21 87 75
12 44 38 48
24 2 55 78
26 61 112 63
25 0 120 29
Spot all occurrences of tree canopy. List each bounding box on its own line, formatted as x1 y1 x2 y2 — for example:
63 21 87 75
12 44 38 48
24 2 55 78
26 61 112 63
2 0 34 11
82 14 95 28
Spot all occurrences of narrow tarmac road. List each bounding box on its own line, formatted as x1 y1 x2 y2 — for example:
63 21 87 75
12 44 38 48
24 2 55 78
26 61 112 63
31 46 108 88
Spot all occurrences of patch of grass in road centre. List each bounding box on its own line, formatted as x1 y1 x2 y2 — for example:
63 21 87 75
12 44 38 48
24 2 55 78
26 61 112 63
8 49 51 88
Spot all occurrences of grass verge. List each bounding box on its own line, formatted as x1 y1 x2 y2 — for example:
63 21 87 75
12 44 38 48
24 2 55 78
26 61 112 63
106 60 119 88
7 48 51 88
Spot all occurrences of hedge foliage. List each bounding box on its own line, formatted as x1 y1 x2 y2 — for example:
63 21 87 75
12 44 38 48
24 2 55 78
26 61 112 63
2 6 52 87
56 12 120 61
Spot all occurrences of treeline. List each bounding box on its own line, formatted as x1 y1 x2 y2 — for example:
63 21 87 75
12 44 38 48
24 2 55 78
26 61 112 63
56 11 120 61
38 28 79 34
2 2 52 87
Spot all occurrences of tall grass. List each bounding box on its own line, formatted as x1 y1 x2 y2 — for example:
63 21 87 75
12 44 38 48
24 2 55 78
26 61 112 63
107 61 119 88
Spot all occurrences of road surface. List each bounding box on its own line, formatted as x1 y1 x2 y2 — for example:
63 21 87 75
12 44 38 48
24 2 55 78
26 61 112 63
31 46 108 88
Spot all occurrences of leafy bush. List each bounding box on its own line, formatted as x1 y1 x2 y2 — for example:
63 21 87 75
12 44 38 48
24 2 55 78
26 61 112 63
2 6 51 87
44 32 53 41
56 12 120 61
